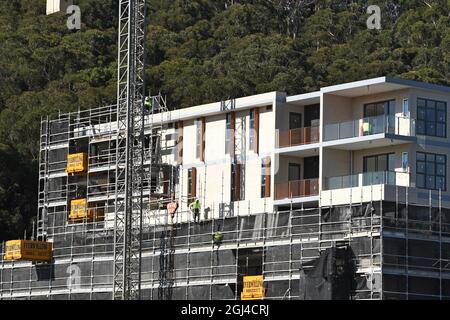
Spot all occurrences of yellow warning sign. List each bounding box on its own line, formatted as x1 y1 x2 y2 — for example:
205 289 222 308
241 275 264 300
66 153 88 174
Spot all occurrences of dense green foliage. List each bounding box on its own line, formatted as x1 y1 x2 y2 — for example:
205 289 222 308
0 0 449 240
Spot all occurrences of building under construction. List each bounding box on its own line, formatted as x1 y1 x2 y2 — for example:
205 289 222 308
2 0 450 300
1 76 450 300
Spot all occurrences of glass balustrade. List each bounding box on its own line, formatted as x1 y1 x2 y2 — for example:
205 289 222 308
324 115 415 142
324 171 410 190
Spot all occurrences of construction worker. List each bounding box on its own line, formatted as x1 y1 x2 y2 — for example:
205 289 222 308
189 198 201 223
144 97 152 114
167 200 178 223
213 230 223 249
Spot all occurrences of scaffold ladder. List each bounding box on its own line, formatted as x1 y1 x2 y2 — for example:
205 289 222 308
37 117 50 241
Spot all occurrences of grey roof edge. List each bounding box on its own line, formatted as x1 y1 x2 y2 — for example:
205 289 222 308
286 91 321 103
385 76 450 94
320 76 388 93
320 76 450 94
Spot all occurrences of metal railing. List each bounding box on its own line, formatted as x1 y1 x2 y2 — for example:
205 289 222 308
276 126 320 148
275 178 319 200
324 115 416 141
324 171 410 190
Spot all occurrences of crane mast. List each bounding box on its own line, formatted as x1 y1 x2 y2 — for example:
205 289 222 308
113 0 147 300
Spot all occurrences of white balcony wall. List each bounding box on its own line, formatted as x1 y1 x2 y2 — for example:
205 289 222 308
46 0 70 15
397 116 414 136
160 126 177 165
182 119 198 165
396 172 410 187
205 114 227 162
321 185 386 207
260 106 275 155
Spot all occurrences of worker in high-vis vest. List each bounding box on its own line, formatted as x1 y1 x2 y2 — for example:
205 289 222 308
144 97 152 114
213 230 223 249
189 199 201 223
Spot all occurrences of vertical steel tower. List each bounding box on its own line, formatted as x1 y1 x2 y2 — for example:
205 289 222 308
113 0 147 300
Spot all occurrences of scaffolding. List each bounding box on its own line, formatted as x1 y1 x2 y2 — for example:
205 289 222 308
2 96 450 300
3 119 450 300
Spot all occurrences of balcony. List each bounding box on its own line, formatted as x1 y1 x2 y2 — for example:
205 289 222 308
276 126 320 148
275 179 319 200
324 115 415 142
324 171 410 191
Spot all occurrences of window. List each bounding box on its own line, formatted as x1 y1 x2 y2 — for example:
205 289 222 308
195 119 201 159
416 152 446 191
402 152 409 172
225 113 234 154
402 99 409 116
364 100 396 133
196 117 205 161
363 153 395 185
249 109 260 154
304 156 319 180
231 163 245 201
261 157 271 198
176 121 183 164
363 153 395 172
364 100 395 118
364 100 395 134
289 113 302 130
188 167 197 200
250 109 255 151
416 98 447 137
288 163 301 182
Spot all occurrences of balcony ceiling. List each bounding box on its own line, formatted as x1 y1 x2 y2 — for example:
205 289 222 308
286 95 321 106
323 133 416 151
321 76 450 98
324 82 408 98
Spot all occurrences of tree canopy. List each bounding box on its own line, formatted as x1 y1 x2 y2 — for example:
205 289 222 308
0 0 449 240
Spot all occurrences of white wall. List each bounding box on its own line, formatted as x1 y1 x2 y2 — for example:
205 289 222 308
164 103 277 222
259 107 275 155
46 0 70 15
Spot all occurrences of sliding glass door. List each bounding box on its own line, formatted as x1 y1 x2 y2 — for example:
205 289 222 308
364 100 396 134
363 153 396 185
